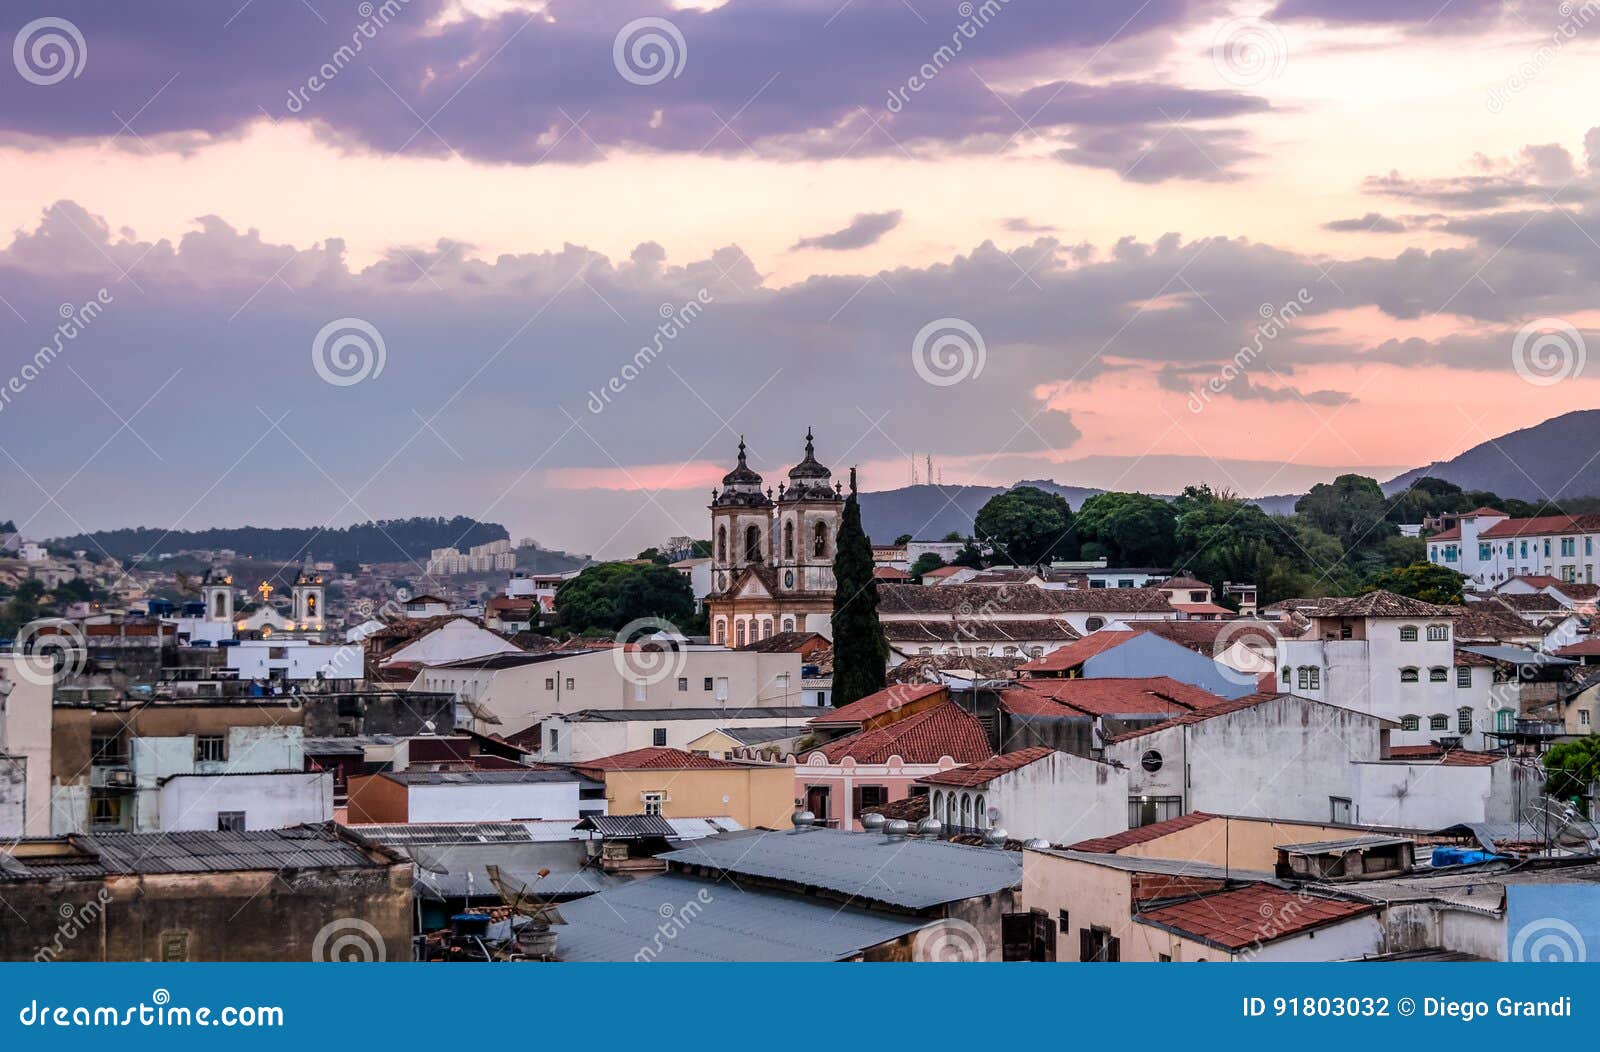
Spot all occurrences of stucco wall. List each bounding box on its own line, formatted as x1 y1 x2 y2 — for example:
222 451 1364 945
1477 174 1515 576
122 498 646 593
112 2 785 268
158 771 333 832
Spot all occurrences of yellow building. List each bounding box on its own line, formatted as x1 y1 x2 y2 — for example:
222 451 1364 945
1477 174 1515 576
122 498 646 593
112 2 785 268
573 747 795 829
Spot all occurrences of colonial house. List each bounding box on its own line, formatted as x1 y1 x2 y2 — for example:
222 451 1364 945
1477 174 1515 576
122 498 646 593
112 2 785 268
1017 629 1261 700
1427 509 1600 587
918 746 1128 844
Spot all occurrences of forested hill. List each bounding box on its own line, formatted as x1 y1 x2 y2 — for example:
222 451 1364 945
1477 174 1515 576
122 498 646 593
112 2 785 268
46 517 509 564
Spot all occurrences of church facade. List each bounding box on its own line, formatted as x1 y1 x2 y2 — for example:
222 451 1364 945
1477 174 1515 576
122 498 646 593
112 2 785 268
705 430 843 646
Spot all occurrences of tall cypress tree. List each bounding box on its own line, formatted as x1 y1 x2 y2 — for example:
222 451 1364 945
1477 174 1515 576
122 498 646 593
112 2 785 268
831 468 888 706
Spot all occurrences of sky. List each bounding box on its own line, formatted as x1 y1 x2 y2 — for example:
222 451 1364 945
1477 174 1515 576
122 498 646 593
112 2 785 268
1 0 1598 558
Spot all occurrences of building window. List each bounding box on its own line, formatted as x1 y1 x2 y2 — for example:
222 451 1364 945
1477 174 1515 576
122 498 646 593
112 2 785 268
652 728 668 747
1456 666 1472 688
1496 709 1515 732
716 526 727 562
1561 538 1576 557
633 679 648 702
217 811 246 832
550 728 559 753
90 734 125 764
160 931 191 962
545 677 556 690
1429 667 1447 682
813 521 827 558
1085 616 1105 632
195 735 226 763
704 677 714 691
1399 625 1418 641
783 521 794 560
642 792 664 816
1582 709 1592 727
745 525 762 562
1426 624 1448 641
1479 543 1492 561
89 792 123 828
1282 666 1292 683
1308 668 1320 690
1429 714 1449 731
1129 796 1183 828
1400 667 1419 683
1458 708 1473 734
1140 750 1163 773
565 677 575 691
1400 714 1419 731
677 676 688 691
1297 667 1310 689
1330 797 1352 824
712 620 725 645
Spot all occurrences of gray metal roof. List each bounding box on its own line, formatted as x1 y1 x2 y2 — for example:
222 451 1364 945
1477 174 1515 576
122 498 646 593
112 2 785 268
384 769 595 787
1 826 379 880
1277 835 1415 855
659 828 1022 909
575 814 679 839
1458 644 1577 667
563 706 817 722
556 873 930 962
1039 848 1277 882
715 725 808 745
403 841 620 900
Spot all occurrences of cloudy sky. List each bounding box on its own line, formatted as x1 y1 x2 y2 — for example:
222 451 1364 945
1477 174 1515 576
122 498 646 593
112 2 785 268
2 0 1598 558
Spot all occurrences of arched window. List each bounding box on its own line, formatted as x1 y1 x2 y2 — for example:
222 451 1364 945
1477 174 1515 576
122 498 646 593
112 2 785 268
782 617 795 632
1281 665 1292 682
813 521 827 558
1400 714 1419 731
960 794 972 831
1429 714 1449 730
1400 667 1419 683
213 593 227 618
783 521 794 560
1429 667 1447 682
974 795 986 831
760 618 773 639
946 792 957 827
976 647 990 657
744 525 762 562
1457 707 1473 734
932 791 943 819
1399 625 1419 641
1028 646 1044 658
736 620 747 646
713 619 726 645
716 526 727 562
1085 616 1106 632
1003 646 1018 657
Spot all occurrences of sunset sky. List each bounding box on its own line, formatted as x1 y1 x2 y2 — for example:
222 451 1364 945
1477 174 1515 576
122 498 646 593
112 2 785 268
2 0 1598 557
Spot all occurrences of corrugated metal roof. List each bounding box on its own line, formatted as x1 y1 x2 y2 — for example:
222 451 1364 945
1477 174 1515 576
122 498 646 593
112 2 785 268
556 873 930 962
404 842 619 900
566 706 818 722
1277 835 1414 854
1 826 380 879
575 814 680 839
660 828 1021 909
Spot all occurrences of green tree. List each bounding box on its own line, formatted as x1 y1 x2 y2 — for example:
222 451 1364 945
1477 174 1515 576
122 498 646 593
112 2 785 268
951 538 985 569
832 468 888 706
1543 737 1600 815
554 562 696 633
1363 562 1465 605
908 552 946 581
972 486 1077 566
1295 474 1396 550
0 579 49 636
893 533 914 546
1073 492 1178 567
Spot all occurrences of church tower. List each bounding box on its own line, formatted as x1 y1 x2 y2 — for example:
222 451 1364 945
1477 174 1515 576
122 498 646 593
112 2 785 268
709 437 774 596
774 427 843 624
292 568 326 633
201 566 234 623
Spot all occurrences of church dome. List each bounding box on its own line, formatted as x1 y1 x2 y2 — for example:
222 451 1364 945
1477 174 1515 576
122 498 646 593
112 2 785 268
781 428 841 502
713 437 773 508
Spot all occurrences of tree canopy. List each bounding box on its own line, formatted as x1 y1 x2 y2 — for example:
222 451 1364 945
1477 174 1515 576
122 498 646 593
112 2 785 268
1362 562 1465 605
832 469 888 706
972 486 1076 566
553 562 696 634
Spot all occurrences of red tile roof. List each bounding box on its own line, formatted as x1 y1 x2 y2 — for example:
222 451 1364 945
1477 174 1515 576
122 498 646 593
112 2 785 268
1386 745 1505 766
1171 602 1233 617
1160 576 1211 590
1135 884 1377 951
873 566 912 580
1068 811 1217 853
1555 638 1600 657
919 746 1057 787
1465 506 1508 517
807 682 946 726
803 702 993 765
1428 525 1462 541
921 565 965 578
1105 692 1284 743
1001 677 1222 718
1480 514 1600 539
1507 574 1563 589
572 747 748 772
1016 629 1141 672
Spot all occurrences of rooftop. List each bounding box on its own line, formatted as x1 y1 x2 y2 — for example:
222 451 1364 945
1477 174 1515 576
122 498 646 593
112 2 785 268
1306 590 1456 619
561 706 817 723
1014 629 1141 673
1001 676 1222 718
918 746 1057 788
1068 811 1219 853
0 825 384 880
807 682 946 727
573 746 755 772
1134 884 1377 951
1105 692 1287 743
802 701 992 765
660 827 1022 909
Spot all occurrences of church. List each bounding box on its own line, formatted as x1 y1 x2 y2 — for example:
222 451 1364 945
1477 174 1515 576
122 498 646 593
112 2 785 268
705 429 844 646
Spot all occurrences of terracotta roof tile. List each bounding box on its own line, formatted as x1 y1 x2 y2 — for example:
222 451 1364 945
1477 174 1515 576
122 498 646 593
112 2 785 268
1135 884 1376 951
803 702 992 765
1305 590 1456 619
1105 692 1285 743
883 618 1080 644
1015 629 1141 672
572 747 749 773
918 746 1057 787
1555 638 1600 657
1480 514 1600 539
808 682 946 726
1001 677 1222 718
1068 811 1217 852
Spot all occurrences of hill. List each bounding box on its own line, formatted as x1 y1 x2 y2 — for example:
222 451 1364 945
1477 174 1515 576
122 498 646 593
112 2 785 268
1383 409 1600 501
47 517 512 565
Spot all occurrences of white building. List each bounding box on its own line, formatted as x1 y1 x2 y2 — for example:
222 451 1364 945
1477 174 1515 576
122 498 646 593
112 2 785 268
0 655 53 838
349 769 604 823
426 539 517 575
157 771 332 832
527 706 818 764
1427 509 1600 588
224 639 363 683
920 747 1128 844
1275 591 1501 749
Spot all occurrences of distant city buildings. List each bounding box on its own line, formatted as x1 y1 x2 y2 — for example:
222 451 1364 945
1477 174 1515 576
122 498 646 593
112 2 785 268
426 538 516 575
